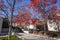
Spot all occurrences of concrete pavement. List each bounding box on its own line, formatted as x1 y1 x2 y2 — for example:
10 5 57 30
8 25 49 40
16 33 60 40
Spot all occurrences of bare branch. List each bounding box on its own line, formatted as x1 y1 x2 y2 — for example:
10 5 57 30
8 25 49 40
6 0 12 7
0 8 8 18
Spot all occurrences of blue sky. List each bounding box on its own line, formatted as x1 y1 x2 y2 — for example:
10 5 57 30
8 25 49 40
0 0 60 18
57 0 60 3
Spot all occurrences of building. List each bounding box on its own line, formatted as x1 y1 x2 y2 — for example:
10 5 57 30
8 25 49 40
47 20 60 32
0 17 3 33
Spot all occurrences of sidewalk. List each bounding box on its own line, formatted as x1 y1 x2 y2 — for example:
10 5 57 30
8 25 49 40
16 33 60 40
16 33 40 40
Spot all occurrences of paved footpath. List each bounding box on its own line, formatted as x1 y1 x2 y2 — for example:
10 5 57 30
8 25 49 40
16 33 60 40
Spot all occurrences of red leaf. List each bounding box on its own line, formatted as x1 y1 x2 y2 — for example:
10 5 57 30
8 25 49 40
51 0 57 4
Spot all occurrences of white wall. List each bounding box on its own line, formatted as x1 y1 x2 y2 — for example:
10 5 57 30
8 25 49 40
58 22 60 30
47 20 58 31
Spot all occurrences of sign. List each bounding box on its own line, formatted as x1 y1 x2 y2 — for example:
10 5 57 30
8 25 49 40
47 20 58 31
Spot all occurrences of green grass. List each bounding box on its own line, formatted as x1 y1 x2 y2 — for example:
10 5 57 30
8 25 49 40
0 35 22 40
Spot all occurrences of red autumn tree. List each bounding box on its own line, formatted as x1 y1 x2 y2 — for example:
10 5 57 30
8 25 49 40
30 0 57 32
13 9 32 27
13 8 39 27
30 0 57 21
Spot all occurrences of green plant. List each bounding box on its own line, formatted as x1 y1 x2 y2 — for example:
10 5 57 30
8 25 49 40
0 35 22 40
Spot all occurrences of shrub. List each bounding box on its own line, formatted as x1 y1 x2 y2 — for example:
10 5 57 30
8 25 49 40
46 31 58 37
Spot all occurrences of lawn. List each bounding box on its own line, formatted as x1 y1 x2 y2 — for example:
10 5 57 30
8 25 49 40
0 35 22 40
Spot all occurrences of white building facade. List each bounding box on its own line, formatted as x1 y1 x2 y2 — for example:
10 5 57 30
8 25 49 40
47 20 60 31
